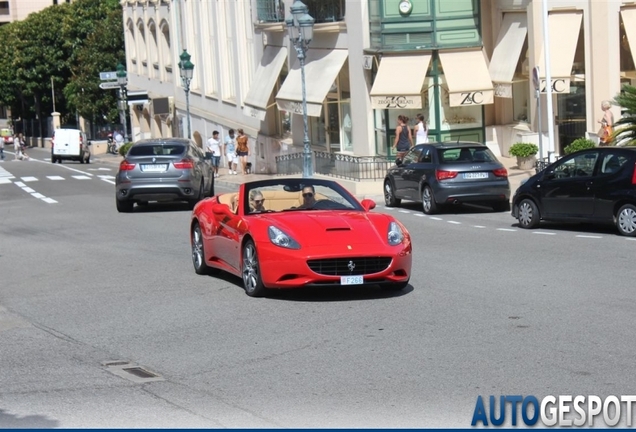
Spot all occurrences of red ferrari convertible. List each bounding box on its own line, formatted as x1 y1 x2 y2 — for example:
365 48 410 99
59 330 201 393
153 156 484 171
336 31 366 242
190 178 412 297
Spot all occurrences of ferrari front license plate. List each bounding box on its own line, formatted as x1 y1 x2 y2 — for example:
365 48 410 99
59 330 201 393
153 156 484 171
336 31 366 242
340 275 363 285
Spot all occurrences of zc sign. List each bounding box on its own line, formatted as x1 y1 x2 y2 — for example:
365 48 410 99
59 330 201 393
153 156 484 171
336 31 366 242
539 78 570 94
449 90 494 107
371 95 421 109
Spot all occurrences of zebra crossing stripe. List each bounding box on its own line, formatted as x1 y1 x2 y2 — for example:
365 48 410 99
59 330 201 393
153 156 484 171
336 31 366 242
47 176 64 180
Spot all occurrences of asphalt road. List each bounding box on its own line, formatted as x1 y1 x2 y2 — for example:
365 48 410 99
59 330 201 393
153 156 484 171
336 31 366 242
0 148 635 428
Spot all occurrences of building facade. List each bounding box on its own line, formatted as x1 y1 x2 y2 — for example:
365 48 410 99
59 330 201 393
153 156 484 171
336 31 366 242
121 0 632 177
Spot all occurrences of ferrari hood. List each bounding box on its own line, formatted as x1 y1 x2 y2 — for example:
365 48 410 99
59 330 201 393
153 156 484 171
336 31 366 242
260 211 389 247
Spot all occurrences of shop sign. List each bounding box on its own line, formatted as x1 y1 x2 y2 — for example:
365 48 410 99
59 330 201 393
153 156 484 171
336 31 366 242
494 83 513 99
243 105 266 121
449 90 494 107
539 78 570 94
371 95 422 109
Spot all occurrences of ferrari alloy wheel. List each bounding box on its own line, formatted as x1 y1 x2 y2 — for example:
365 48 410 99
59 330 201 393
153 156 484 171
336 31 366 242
191 223 210 275
242 240 265 297
517 198 540 229
384 180 401 207
616 204 636 237
422 186 438 215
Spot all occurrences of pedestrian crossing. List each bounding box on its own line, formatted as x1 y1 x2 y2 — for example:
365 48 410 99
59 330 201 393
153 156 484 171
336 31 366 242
0 173 116 184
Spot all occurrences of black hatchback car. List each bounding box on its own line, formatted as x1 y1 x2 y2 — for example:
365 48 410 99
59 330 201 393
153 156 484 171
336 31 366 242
384 142 511 214
511 147 636 236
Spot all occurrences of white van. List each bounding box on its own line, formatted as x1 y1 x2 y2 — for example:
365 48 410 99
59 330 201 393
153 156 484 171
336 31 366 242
51 128 91 164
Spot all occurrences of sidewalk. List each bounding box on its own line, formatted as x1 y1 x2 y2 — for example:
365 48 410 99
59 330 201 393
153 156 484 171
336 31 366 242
92 153 535 204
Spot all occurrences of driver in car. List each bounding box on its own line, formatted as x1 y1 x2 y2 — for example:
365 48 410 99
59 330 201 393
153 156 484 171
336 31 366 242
297 185 317 209
250 190 266 213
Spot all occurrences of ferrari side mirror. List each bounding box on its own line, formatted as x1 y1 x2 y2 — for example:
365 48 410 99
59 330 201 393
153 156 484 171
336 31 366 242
361 199 376 211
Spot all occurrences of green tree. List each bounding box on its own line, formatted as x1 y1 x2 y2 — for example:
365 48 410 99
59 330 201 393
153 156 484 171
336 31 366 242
63 0 125 124
613 85 636 146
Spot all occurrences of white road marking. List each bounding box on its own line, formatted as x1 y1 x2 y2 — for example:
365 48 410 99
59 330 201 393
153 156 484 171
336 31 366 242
447 221 461 225
383 207 395 210
12 182 57 204
71 175 92 180
0 166 14 179
414 214 425 217
29 157 94 176
0 178 11 184
97 175 116 180
101 179 116 185
473 225 486 228
626 238 636 241
47 176 65 180
429 217 443 221
497 228 517 232
399 210 410 214
21 176 38 182
576 235 602 239
533 231 556 236
88 167 111 171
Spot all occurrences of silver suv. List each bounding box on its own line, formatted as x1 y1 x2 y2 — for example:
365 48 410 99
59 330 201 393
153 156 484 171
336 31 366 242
115 138 214 212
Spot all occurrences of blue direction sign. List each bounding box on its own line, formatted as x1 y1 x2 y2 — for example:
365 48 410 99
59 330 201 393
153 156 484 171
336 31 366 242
100 71 118 81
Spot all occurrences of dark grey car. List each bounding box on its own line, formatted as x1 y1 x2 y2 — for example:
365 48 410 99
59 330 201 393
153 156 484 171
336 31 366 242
383 142 511 214
115 138 214 212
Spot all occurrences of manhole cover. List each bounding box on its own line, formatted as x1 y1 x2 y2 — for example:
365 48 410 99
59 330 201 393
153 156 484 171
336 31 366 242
103 361 164 383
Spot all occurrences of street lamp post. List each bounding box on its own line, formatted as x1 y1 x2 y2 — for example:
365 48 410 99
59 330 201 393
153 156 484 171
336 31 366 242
179 49 194 139
286 0 315 178
116 63 128 142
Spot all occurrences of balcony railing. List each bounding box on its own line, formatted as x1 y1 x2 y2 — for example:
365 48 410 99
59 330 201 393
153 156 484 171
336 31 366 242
256 0 345 24
276 152 392 181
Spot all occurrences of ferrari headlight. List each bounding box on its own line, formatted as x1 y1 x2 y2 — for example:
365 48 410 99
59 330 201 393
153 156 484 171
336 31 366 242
387 221 404 246
268 226 300 249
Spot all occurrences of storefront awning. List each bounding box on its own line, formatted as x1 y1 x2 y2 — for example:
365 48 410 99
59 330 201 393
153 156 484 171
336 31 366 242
489 13 528 98
621 8 636 67
275 49 348 117
243 46 288 121
537 11 582 93
439 49 494 107
369 55 431 109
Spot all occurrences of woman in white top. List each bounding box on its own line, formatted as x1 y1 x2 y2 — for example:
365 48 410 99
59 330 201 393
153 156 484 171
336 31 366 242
414 113 428 144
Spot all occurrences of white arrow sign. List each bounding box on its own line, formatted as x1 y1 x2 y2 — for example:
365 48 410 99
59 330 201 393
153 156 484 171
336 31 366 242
99 81 121 90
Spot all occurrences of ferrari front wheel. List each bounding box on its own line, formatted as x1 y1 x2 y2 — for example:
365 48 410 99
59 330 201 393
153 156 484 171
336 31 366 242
191 223 210 275
242 240 266 297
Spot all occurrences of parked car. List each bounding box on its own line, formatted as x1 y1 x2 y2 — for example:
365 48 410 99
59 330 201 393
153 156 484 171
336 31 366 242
383 142 511 214
190 178 412 297
51 128 91 163
512 147 636 236
1 128 14 145
115 138 214 212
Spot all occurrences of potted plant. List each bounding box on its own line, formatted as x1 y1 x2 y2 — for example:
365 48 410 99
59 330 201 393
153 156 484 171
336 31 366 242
563 137 596 155
509 143 539 170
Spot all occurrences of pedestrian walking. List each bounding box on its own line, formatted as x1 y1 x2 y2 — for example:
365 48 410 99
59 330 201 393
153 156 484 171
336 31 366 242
414 113 429 144
0 134 4 162
392 115 413 160
236 129 250 175
224 129 238 175
598 100 614 146
206 130 222 177
13 133 23 160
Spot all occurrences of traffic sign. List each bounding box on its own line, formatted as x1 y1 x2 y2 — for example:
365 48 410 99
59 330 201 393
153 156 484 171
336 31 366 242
100 71 118 81
99 81 121 90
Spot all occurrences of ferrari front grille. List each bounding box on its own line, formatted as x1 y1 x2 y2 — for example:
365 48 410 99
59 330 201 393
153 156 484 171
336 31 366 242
307 257 392 276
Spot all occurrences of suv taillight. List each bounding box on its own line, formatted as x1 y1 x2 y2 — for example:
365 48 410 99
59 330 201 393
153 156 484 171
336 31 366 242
493 168 508 177
436 170 458 181
119 160 136 171
174 159 194 169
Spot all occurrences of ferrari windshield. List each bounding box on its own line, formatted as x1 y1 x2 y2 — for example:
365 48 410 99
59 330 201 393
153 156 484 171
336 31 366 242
243 179 363 214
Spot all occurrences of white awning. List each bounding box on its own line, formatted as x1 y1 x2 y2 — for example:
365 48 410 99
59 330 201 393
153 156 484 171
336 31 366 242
621 8 636 67
537 11 582 93
243 46 288 121
489 13 528 98
369 55 431 109
439 49 494 107
275 49 348 117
